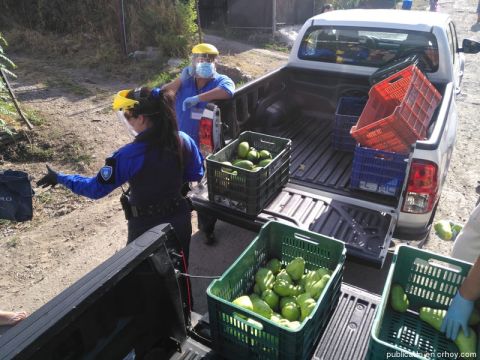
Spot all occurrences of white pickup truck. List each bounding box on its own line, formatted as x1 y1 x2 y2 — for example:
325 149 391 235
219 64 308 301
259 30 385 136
192 9 480 266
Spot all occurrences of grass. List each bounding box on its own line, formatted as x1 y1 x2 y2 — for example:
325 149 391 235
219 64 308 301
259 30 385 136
5 237 19 248
264 43 290 53
36 190 53 205
59 142 93 168
44 77 92 97
24 109 45 126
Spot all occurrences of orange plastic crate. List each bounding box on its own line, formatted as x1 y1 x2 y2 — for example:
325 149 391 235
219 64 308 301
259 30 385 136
350 65 442 154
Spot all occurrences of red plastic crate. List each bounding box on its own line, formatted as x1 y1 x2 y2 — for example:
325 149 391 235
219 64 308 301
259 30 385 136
350 65 442 154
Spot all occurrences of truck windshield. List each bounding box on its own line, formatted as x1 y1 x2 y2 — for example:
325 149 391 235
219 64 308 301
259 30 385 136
298 26 439 72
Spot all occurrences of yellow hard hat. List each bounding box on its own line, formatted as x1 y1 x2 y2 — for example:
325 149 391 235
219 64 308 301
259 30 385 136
192 43 219 55
112 90 138 111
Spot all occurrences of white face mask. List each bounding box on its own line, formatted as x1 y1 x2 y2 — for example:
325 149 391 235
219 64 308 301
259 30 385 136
116 111 138 137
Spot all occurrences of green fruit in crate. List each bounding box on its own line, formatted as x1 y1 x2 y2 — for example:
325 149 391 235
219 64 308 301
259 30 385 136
259 150 273 160
276 269 292 284
280 296 297 309
306 275 330 300
233 160 255 171
238 141 250 159
266 258 282 275
232 158 244 165
255 267 275 292
286 257 305 281
261 289 279 311
300 299 316 322
253 283 262 295
258 159 273 167
281 303 300 321
300 268 330 288
247 148 259 163
296 292 313 306
434 220 453 240
390 284 409 313
419 307 477 356
251 297 273 319
249 293 260 301
273 279 303 297
233 295 253 311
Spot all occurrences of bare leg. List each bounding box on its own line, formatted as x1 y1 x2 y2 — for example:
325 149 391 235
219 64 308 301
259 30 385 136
0 310 28 326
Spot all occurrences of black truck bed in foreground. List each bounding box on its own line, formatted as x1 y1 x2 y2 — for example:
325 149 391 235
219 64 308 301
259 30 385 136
0 226 389 360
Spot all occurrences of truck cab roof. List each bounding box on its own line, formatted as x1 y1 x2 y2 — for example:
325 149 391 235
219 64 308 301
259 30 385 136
310 9 451 32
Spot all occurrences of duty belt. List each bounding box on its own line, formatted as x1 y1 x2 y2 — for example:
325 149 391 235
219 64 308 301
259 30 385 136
121 195 184 220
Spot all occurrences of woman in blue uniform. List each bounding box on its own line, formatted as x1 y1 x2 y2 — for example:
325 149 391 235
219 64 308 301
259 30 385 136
37 87 204 262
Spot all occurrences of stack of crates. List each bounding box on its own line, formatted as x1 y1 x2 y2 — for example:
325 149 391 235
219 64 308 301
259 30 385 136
349 65 441 197
351 65 442 154
367 245 473 359
207 221 346 360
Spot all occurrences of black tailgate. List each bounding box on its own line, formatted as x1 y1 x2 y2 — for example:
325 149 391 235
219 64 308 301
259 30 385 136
191 184 396 267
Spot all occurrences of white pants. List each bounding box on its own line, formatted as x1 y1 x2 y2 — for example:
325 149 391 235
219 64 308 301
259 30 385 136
451 203 480 263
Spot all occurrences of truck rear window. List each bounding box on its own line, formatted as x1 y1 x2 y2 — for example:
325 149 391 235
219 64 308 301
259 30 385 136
298 26 439 72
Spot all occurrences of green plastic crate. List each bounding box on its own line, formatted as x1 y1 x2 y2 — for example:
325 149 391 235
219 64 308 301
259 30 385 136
207 221 346 360
367 245 474 360
206 131 291 216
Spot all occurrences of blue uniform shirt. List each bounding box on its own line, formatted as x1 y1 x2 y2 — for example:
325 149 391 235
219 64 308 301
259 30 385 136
175 71 235 145
57 131 204 200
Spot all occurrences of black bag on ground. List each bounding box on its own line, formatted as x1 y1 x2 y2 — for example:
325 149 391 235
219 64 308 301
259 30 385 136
0 170 33 222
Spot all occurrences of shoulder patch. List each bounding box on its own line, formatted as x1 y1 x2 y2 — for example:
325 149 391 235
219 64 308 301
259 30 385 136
97 157 116 184
100 166 113 181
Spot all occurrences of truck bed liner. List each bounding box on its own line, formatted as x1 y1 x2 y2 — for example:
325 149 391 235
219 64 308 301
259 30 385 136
263 186 394 266
269 115 397 207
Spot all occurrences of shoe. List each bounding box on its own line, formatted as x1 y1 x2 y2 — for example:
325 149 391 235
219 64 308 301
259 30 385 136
204 231 215 245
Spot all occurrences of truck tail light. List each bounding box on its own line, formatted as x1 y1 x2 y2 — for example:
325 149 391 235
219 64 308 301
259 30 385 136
199 117 214 158
402 160 438 214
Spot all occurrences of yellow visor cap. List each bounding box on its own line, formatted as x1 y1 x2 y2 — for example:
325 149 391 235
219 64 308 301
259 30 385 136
112 90 139 111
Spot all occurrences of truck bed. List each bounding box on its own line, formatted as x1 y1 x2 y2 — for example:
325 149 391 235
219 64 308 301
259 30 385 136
268 113 397 208
173 284 380 360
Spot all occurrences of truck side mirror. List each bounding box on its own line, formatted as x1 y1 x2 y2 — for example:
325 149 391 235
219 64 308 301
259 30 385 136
460 39 480 54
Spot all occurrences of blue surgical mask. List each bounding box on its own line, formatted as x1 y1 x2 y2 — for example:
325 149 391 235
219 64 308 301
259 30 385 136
195 62 215 78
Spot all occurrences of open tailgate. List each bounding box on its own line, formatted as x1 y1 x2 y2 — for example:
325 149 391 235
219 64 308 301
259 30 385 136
191 182 397 268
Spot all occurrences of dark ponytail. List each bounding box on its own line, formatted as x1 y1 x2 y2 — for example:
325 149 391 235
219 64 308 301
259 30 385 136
126 87 183 166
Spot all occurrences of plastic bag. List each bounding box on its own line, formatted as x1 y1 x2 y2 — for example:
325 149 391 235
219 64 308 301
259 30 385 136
0 170 34 222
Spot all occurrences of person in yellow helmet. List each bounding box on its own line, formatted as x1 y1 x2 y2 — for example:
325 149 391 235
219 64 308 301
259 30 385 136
37 87 204 263
163 43 235 245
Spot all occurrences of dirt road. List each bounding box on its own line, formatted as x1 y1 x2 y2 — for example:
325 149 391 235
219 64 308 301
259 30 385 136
1 1 480 315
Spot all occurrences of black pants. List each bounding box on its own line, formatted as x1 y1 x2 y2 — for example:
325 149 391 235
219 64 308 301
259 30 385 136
198 212 217 234
126 200 194 313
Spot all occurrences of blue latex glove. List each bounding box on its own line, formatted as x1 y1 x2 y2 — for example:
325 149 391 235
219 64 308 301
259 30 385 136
180 66 193 82
182 95 200 111
440 291 474 340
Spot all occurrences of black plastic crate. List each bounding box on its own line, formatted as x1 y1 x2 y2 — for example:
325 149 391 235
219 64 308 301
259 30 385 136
350 145 408 197
332 97 366 152
369 53 426 85
207 131 291 216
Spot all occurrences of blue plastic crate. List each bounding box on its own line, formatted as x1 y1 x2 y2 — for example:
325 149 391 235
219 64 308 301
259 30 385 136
332 97 366 152
350 145 408 197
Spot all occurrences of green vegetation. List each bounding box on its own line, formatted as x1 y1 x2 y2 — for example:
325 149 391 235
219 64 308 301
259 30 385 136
0 0 199 71
44 77 92 97
0 31 16 135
